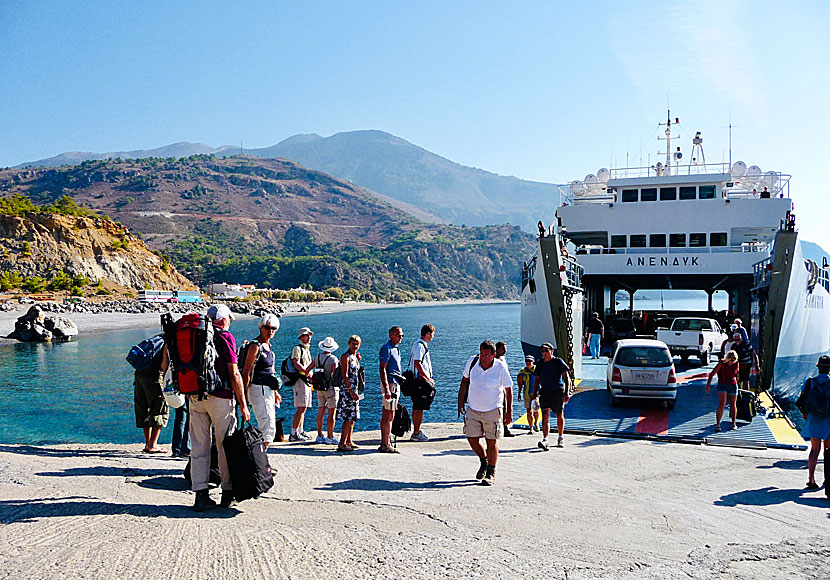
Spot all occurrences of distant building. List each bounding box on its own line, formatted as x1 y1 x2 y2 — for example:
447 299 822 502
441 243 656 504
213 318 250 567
206 283 248 299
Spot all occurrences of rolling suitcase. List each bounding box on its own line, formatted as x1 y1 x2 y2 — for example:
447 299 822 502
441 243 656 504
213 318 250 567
223 417 274 502
735 389 757 423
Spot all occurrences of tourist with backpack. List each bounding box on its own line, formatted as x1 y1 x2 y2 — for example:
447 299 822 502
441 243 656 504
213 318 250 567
127 333 169 453
379 326 405 453
180 304 250 511
796 355 830 496
240 313 283 451
313 336 341 445
337 335 363 452
289 327 315 442
457 340 513 486
406 324 436 442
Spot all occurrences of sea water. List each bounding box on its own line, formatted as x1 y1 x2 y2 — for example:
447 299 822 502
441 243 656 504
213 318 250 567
0 303 526 445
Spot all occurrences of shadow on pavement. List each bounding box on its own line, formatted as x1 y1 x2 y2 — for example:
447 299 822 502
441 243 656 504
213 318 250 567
715 486 830 510
316 478 478 492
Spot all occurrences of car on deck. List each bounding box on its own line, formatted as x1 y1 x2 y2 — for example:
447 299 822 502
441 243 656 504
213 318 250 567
607 339 678 408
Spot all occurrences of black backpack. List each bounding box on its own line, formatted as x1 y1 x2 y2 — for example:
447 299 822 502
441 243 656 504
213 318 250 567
392 404 411 438
280 357 301 387
126 334 165 372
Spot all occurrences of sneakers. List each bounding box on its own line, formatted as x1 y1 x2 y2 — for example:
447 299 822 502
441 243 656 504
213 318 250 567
220 490 236 508
538 438 550 451
192 489 217 512
532 424 540 432
298 431 311 440
324 436 339 445
315 435 326 444
557 435 564 448
480 465 496 486
475 458 487 480
288 433 303 442
410 431 429 442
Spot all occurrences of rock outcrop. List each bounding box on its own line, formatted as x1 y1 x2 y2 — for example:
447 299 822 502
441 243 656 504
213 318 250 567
7 305 78 342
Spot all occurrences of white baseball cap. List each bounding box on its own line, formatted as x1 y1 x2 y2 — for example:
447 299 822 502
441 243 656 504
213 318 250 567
207 304 235 321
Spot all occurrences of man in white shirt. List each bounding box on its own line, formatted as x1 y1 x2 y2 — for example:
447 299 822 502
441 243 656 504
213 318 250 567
457 340 513 486
408 324 435 442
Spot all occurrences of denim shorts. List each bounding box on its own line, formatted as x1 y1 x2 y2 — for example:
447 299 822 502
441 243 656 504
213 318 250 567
717 382 738 396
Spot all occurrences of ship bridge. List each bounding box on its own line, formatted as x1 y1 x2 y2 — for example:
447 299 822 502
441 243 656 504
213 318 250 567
556 164 793 318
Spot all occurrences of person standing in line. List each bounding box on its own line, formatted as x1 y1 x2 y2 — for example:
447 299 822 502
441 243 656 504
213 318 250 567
731 332 758 392
313 336 341 445
517 354 539 432
240 313 282 449
190 304 250 511
495 341 514 437
533 343 571 450
337 335 363 452
408 324 435 442
796 356 830 495
733 318 750 344
586 312 604 359
457 340 513 486
289 327 315 442
134 343 169 454
705 350 740 431
170 401 190 459
378 326 405 453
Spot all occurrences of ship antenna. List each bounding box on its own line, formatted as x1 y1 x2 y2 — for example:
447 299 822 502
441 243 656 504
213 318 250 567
657 109 678 175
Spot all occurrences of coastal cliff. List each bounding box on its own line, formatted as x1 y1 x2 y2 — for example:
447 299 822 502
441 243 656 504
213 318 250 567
0 211 193 291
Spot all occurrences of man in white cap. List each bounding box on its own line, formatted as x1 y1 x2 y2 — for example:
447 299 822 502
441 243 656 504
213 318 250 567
314 336 340 445
191 304 249 511
289 327 315 441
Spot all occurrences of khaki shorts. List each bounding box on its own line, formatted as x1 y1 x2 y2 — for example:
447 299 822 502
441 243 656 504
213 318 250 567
382 382 400 411
293 380 312 409
464 407 503 440
316 387 339 409
523 398 540 411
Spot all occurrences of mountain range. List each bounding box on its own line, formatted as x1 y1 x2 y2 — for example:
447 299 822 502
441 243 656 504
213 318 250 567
14 131 561 232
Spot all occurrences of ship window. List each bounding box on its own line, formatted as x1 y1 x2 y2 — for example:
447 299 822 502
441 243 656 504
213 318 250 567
640 188 657 202
710 232 727 246
669 234 686 247
611 235 627 248
649 234 666 247
659 187 677 201
621 189 638 202
699 185 716 199
630 234 647 248
679 186 697 200
689 233 707 247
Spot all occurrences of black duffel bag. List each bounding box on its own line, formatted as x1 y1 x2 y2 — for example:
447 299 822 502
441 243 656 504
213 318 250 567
736 389 757 423
183 443 221 487
222 417 274 502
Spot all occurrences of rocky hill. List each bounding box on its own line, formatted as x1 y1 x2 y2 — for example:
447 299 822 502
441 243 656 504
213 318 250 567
0 156 533 300
0 209 193 291
14 131 561 232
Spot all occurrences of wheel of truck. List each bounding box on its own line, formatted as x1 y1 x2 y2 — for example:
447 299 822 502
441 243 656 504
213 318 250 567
699 346 711 365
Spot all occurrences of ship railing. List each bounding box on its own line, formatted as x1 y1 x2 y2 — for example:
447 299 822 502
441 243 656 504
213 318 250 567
575 242 771 256
753 257 773 288
562 254 583 288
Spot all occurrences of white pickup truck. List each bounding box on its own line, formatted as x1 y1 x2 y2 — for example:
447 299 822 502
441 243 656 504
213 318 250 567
655 317 728 365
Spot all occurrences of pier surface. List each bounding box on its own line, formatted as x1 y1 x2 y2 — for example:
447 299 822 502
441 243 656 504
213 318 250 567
0 423 827 579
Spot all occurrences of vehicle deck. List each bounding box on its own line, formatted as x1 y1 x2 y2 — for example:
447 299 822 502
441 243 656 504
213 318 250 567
514 357 807 450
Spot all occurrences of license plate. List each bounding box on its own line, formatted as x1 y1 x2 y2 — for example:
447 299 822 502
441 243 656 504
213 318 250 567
633 372 656 381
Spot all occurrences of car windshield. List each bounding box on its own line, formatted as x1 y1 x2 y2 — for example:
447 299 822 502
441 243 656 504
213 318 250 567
671 319 710 331
616 347 672 368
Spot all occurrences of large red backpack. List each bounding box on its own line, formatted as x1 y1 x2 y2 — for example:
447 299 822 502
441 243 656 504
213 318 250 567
162 312 224 398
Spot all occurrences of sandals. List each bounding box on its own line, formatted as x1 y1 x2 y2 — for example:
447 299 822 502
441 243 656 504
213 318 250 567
378 445 400 454
143 447 165 454
806 481 820 490
337 445 355 453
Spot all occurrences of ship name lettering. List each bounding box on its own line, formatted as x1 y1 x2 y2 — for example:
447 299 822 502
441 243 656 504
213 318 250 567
625 257 700 267
805 294 823 309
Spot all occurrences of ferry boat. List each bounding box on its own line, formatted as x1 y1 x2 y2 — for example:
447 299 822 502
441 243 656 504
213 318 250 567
520 114 830 401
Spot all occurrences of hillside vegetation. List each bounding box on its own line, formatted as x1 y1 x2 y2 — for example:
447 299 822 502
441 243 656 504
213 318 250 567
1 156 533 300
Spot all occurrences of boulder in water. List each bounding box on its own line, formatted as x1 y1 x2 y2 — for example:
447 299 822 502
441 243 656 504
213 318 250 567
6 305 77 342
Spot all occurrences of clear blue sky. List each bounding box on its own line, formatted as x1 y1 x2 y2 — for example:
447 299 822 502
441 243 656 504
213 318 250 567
2 1 829 247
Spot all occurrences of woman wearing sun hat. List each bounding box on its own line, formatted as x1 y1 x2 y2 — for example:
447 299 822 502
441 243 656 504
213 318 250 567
313 336 341 445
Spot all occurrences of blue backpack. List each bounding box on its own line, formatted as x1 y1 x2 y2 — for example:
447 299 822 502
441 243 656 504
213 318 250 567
126 334 165 372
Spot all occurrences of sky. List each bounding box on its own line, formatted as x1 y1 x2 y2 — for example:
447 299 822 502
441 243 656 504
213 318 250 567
2 1 829 247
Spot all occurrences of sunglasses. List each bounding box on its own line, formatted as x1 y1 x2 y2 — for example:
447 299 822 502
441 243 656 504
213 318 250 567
263 326 278 331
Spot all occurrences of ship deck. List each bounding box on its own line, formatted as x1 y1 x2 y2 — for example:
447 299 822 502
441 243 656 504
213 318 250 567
514 357 806 450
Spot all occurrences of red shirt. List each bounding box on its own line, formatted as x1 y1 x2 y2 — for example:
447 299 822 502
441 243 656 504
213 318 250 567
716 361 739 385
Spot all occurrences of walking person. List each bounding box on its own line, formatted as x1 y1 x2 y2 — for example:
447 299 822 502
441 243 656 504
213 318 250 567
586 312 604 359
313 336 341 445
379 326 405 453
517 355 539 432
706 350 740 431
495 341 515 437
337 335 363 452
190 304 250 511
533 343 571 450
796 356 830 495
407 324 435 442
289 327 315 442
240 314 283 449
731 332 759 392
457 340 513 486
